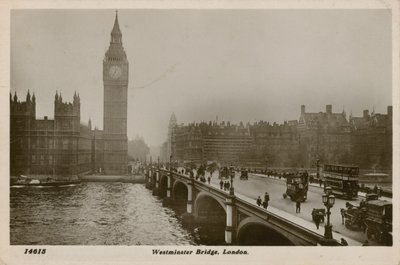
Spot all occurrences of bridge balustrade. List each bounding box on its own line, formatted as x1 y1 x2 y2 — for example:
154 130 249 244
143 166 339 246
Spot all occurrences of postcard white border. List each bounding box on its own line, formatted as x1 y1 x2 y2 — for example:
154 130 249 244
0 1 399 265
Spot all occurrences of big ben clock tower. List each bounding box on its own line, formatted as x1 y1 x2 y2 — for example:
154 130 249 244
103 11 128 175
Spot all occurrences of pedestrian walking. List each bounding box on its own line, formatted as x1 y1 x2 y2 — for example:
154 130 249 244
219 180 224 190
296 198 301 213
315 214 321 229
263 192 270 209
319 179 322 187
223 181 228 191
340 208 346 225
226 181 230 190
207 176 211 184
256 196 262 207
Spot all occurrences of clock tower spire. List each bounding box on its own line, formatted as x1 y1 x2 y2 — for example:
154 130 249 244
102 11 129 175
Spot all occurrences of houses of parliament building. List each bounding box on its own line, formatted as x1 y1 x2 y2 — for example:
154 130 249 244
10 13 128 177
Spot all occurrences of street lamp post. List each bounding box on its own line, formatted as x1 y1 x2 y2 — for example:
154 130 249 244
316 159 320 180
229 169 235 196
320 186 337 245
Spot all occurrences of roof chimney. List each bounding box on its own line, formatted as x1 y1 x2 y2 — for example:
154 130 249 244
363 109 369 119
301 105 305 115
326 104 332 114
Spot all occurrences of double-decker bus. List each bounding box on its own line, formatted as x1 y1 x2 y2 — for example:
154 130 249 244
322 164 359 200
283 172 309 202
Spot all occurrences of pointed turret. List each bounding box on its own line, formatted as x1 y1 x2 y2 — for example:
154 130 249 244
26 90 31 102
13 92 18 102
10 92 12 102
55 91 59 102
88 117 92 130
111 10 122 43
32 92 36 103
170 112 177 124
73 91 79 105
105 11 127 62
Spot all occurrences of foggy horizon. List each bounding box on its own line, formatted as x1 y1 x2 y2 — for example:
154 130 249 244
11 9 392 147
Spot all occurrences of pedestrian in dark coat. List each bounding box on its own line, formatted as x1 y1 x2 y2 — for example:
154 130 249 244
207 176 211 184
296 199 301 213
256 196 262 206
315 214 321 229
340 208 346 225
226 181 230 190
219 180 224 190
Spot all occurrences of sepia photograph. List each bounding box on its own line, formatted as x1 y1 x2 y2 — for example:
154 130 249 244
2 1 399 264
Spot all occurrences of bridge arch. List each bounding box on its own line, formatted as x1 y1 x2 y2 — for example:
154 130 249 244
172 180 187 200
193 191 226 218
159 174 168 198
193 191 227 245
236 217 296 246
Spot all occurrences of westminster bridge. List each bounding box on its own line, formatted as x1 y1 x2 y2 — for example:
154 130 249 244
142 166 362 246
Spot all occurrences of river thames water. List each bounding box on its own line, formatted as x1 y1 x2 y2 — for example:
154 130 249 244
10 183 200 245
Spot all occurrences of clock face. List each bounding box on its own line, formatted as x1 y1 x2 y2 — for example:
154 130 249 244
109 65 122 79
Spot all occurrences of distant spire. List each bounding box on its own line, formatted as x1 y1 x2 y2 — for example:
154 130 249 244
73 91 79 104
10 92 12 102
13 92 17 102
111 10 122 42
26 90 31 102
55 91 59 101
32 92 36 102
170 112 177 124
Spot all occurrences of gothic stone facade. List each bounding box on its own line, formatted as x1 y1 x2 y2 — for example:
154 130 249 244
10 13 129 177
10 92 92 178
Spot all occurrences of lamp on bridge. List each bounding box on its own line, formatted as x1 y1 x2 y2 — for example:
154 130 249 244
229 169 235 196
321 186 336 245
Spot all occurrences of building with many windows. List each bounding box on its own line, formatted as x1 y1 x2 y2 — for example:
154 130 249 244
350 106 392 170
169 104 392 170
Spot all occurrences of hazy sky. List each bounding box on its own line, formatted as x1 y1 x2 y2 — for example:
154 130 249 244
11 9 392 146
